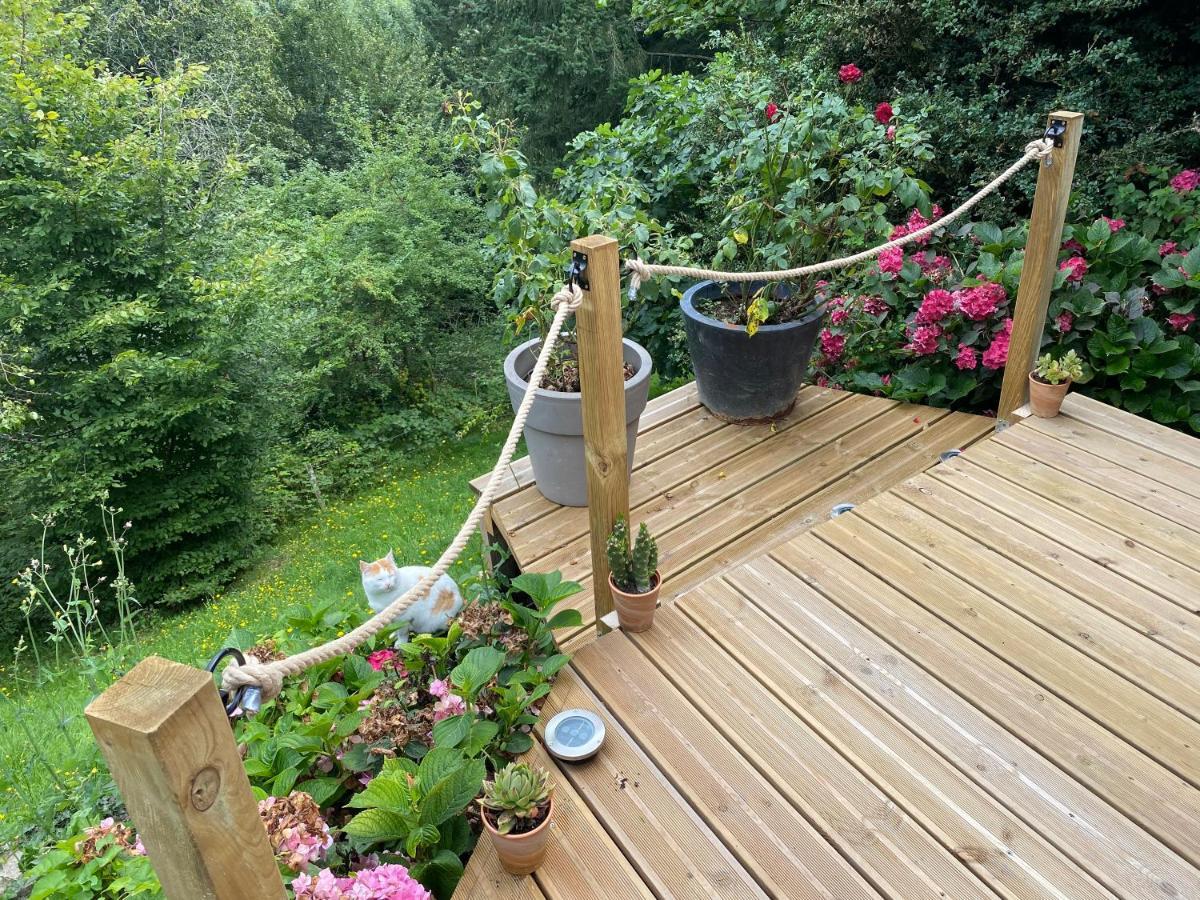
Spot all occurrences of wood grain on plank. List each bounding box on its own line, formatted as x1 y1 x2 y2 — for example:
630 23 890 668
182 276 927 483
676 579 1114 900
724 551 1200 897
572 633 884 899
771 535 1200 866
538 667 765 898
1062 392 1200 468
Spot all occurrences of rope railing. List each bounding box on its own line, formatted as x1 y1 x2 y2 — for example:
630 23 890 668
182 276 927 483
223 135 1058 702
221 284 583 701
625 138 1055 296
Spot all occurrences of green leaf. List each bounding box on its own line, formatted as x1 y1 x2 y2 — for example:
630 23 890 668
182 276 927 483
419 757 485 827
348 775 411 811
418 747 469 794
511 572 583 608
973 222 1002 247
451 646 506 695
405 823 440 857
504 731 534 754
344 808 411 844
1183 246 1200 278
464 719 500 757
539 654 570 678
271 766 300 797
546 608 584 630
295 777 344 807
1086 218 1111 246
432 714 471 749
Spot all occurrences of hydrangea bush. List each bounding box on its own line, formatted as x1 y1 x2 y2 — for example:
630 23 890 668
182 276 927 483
811 166 1200 430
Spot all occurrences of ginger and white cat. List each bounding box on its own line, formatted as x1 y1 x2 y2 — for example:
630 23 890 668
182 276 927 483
359 550 463 644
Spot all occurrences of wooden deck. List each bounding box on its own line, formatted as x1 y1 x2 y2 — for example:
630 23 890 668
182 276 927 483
459 390 1200 899
473 382 996 647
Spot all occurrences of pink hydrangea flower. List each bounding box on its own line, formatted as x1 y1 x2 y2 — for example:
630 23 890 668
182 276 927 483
1170 169 1199 193
1056 311 1074 333
367 649 396 672
881 374 892 386
1102 216 1126 233
874 102 893 124
906 324 942 356
1168 312 1196 331
830 307 851 325
815 374 830 387
917 253 952 282
1059 256 1088 283
877 246 905 275
957 282 1007 321
292 864 431 900
885 125 896 141
1062 238 1085 254
428 678 450 699
954 344 978 370
433 693 467 722
916 289 955 324
819 329 846 360
862 296 889 317
1160 241 1179 257
981 319 1013 370
838 63 863 83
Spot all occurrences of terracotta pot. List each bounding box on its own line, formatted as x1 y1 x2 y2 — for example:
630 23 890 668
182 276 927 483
609 571 661 632
482 799 554 875
1028 373 1071 418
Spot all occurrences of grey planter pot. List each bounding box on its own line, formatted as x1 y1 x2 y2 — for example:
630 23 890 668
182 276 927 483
504 337 653 507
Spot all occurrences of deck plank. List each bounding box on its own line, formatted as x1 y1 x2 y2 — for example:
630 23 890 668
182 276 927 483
1063 392 1200 468
721 553 1200 898
858 490 1200 719
771 535 1200 866
572 633 886 899
537 668 766 898
626 606 1072 899
674 579 1114 900
892 474 1200 666
928 458 1200 609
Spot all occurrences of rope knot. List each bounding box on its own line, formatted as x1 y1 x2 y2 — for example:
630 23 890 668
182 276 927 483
1025 137 1055 161
625 258 650 299
222 656 285 702
551 282 583 311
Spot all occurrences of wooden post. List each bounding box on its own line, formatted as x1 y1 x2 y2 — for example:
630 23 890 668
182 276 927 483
997 110 1084 425
86 656 285 900
573 234 630 634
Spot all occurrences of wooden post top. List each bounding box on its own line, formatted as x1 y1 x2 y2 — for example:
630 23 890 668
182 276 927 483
86 655 214 733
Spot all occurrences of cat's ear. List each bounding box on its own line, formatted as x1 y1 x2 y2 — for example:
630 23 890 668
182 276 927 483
385 549 395 563
358 559 369 573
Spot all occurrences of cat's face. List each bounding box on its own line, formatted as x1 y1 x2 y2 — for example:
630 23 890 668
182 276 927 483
359 551 398 594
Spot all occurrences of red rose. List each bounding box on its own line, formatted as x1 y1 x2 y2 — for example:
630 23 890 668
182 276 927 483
765 101 780 123
838 63 863 84
874 102 893 124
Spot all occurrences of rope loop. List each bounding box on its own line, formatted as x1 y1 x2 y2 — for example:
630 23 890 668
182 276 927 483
1024 137 1055 163
551 282 583 311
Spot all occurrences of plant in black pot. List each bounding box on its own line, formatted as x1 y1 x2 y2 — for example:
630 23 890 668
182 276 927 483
681 89 935 422
503 281 653 507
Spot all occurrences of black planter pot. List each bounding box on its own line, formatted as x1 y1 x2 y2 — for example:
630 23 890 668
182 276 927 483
680 280 824 423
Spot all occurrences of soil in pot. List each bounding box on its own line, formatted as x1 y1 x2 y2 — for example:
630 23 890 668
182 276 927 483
482 801 554 876
609 571 661 633
681 280 824 423
1028 373 1071 418
540 340 636 393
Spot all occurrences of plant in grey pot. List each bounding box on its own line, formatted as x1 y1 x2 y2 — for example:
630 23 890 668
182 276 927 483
504 296 652 507
681 90 936 422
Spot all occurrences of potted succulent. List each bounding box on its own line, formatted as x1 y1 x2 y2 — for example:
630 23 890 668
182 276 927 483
1029 350 1084 418
682 91 935 422
605 516 660 632
479 762 555 875
504 304 652 508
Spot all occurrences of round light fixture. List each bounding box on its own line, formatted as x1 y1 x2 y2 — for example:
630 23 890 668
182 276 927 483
544 709 605 762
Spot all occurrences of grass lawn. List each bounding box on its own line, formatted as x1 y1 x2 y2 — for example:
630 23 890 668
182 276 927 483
0 430 504 852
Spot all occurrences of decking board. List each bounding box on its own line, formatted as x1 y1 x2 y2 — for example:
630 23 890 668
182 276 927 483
458 391 1200 899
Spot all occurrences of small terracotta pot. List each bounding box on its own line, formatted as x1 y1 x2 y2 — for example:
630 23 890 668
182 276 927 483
482 799 554 875
1028 373 1071 418
609 571 661 632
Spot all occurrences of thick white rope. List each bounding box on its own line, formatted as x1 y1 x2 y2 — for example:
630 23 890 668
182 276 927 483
222 284 584 700
625 138 1055 296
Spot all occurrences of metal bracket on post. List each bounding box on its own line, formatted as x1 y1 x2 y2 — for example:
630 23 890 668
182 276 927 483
569 251 590 291
1044 119 1068 147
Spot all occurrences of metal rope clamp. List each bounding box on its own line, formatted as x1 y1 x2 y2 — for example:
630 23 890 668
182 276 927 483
205 647 263 719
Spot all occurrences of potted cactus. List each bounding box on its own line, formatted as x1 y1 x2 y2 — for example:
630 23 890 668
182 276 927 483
1029 350 1084 418
479 762 555 875
606 516 661 632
